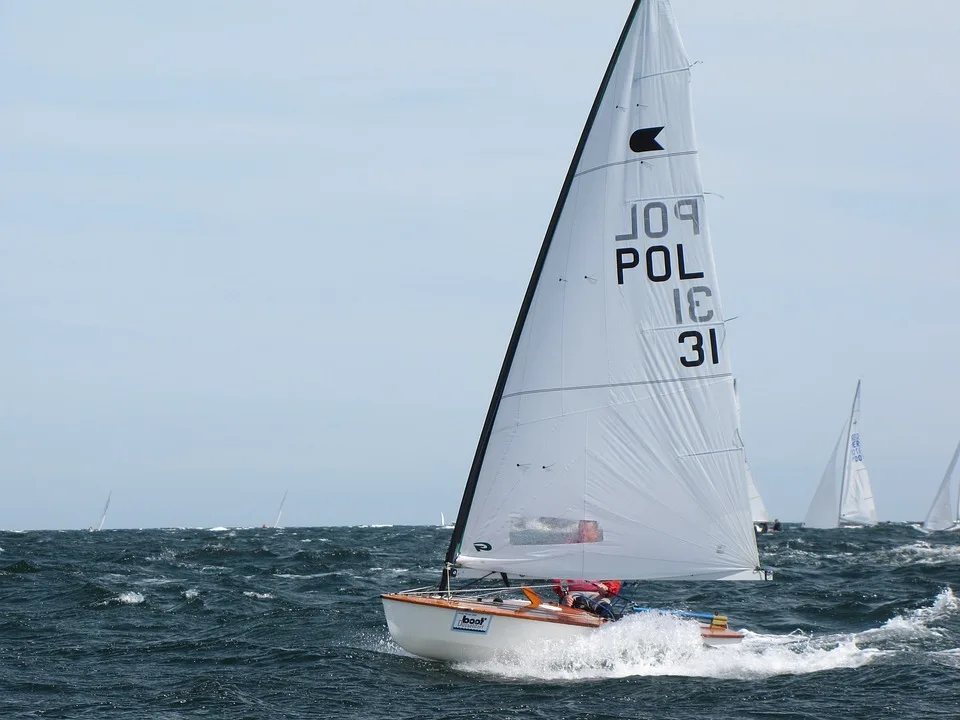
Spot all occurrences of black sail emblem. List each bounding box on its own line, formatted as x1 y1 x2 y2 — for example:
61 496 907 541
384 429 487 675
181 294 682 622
629 126 664 153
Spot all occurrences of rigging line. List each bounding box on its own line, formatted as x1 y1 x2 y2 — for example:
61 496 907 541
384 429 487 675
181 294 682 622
501 372 732 400
574 150 698 179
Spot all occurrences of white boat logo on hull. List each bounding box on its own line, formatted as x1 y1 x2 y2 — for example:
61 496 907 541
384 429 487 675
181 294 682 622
451 611 491 634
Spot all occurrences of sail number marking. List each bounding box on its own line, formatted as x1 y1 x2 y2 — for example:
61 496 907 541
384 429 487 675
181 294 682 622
850 433 863 462
614 198 720 369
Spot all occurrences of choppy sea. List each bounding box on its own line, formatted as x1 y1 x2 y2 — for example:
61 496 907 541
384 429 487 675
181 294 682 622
1 524 958 719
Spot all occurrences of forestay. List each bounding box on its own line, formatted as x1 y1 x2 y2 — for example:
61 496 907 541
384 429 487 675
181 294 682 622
923 440 960 531
451 0 760 582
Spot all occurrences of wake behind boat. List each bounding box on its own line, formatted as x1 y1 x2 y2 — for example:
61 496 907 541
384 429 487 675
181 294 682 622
382 0 767 663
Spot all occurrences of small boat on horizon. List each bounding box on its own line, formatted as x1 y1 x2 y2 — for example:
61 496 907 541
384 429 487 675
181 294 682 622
88 491 111 532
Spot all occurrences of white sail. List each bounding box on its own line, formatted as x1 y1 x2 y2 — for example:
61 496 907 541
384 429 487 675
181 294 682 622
838 382 876 525
923 440 960 532
453 0 760 582
734 379 767 524
273 490 288 528
804 380 877 528
96 491 111 531
746 463 769 524
804 424 845 529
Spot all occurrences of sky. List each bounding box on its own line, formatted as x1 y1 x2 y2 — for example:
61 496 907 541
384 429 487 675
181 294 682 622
2 1 959 530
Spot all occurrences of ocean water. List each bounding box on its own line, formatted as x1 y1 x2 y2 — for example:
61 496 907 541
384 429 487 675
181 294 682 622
1 524 958 719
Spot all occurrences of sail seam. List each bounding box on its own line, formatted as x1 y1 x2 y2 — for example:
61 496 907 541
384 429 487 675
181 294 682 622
502 372 732 399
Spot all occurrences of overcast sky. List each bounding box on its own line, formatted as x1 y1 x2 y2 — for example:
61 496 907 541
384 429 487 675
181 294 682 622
3 1 959 530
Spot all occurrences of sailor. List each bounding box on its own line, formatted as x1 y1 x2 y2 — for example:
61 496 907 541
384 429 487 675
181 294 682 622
552 580 622 617
772 518 782 532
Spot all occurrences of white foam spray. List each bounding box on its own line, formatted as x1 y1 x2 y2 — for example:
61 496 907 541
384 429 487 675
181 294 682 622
456 589 959 681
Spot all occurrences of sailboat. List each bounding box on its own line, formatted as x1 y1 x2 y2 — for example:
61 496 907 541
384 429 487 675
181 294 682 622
922 440 960 532
439 513 454 529
734 379 771 531
381 0 766 663
89 491 111 532
747 463 772 531
803 380 878 528
272 490 288 528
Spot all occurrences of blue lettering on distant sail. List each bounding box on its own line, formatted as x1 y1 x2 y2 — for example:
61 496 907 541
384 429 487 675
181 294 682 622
851 433 863 462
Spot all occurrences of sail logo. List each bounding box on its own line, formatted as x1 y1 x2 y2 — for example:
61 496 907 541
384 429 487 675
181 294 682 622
629 126 664 153
473 542 492 552
451 611 492 634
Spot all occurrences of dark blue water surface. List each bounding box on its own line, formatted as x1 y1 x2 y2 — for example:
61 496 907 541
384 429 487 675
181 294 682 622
1 524 958 719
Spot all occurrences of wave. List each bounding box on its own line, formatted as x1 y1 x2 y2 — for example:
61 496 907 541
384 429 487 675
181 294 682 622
454 588 958 681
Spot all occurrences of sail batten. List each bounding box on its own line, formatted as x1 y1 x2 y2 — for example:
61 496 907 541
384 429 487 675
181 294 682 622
446 0 761 583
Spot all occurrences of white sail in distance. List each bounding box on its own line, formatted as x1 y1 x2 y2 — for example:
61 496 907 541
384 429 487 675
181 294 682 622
923 440 960 532
452 0 760 582
98 491 111 531
746 464 770 524
273 491 288 528
734 379 768 524
804 381 877 528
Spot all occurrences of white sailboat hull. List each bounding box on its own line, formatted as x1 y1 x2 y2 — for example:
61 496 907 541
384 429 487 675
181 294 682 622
382 593 743 663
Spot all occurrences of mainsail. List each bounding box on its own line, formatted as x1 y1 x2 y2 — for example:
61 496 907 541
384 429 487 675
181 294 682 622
923 440 960 532
804 380 878 528
445 0 760 583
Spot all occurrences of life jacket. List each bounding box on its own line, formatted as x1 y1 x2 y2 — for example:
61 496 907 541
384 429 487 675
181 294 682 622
552 579 622 598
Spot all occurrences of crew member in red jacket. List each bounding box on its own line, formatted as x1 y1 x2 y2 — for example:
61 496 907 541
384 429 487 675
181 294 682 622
553 579 622 605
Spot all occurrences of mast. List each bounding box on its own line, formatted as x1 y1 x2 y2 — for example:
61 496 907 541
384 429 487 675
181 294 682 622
836 380 860 525
440 0 644 589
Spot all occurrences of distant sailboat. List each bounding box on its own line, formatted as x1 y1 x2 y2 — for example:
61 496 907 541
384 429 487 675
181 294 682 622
734 379 770 529
746 462 770 527
804 380 878 528
922 440 960 532
439 513 454 529
272 490 288 528
90 491 111 532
